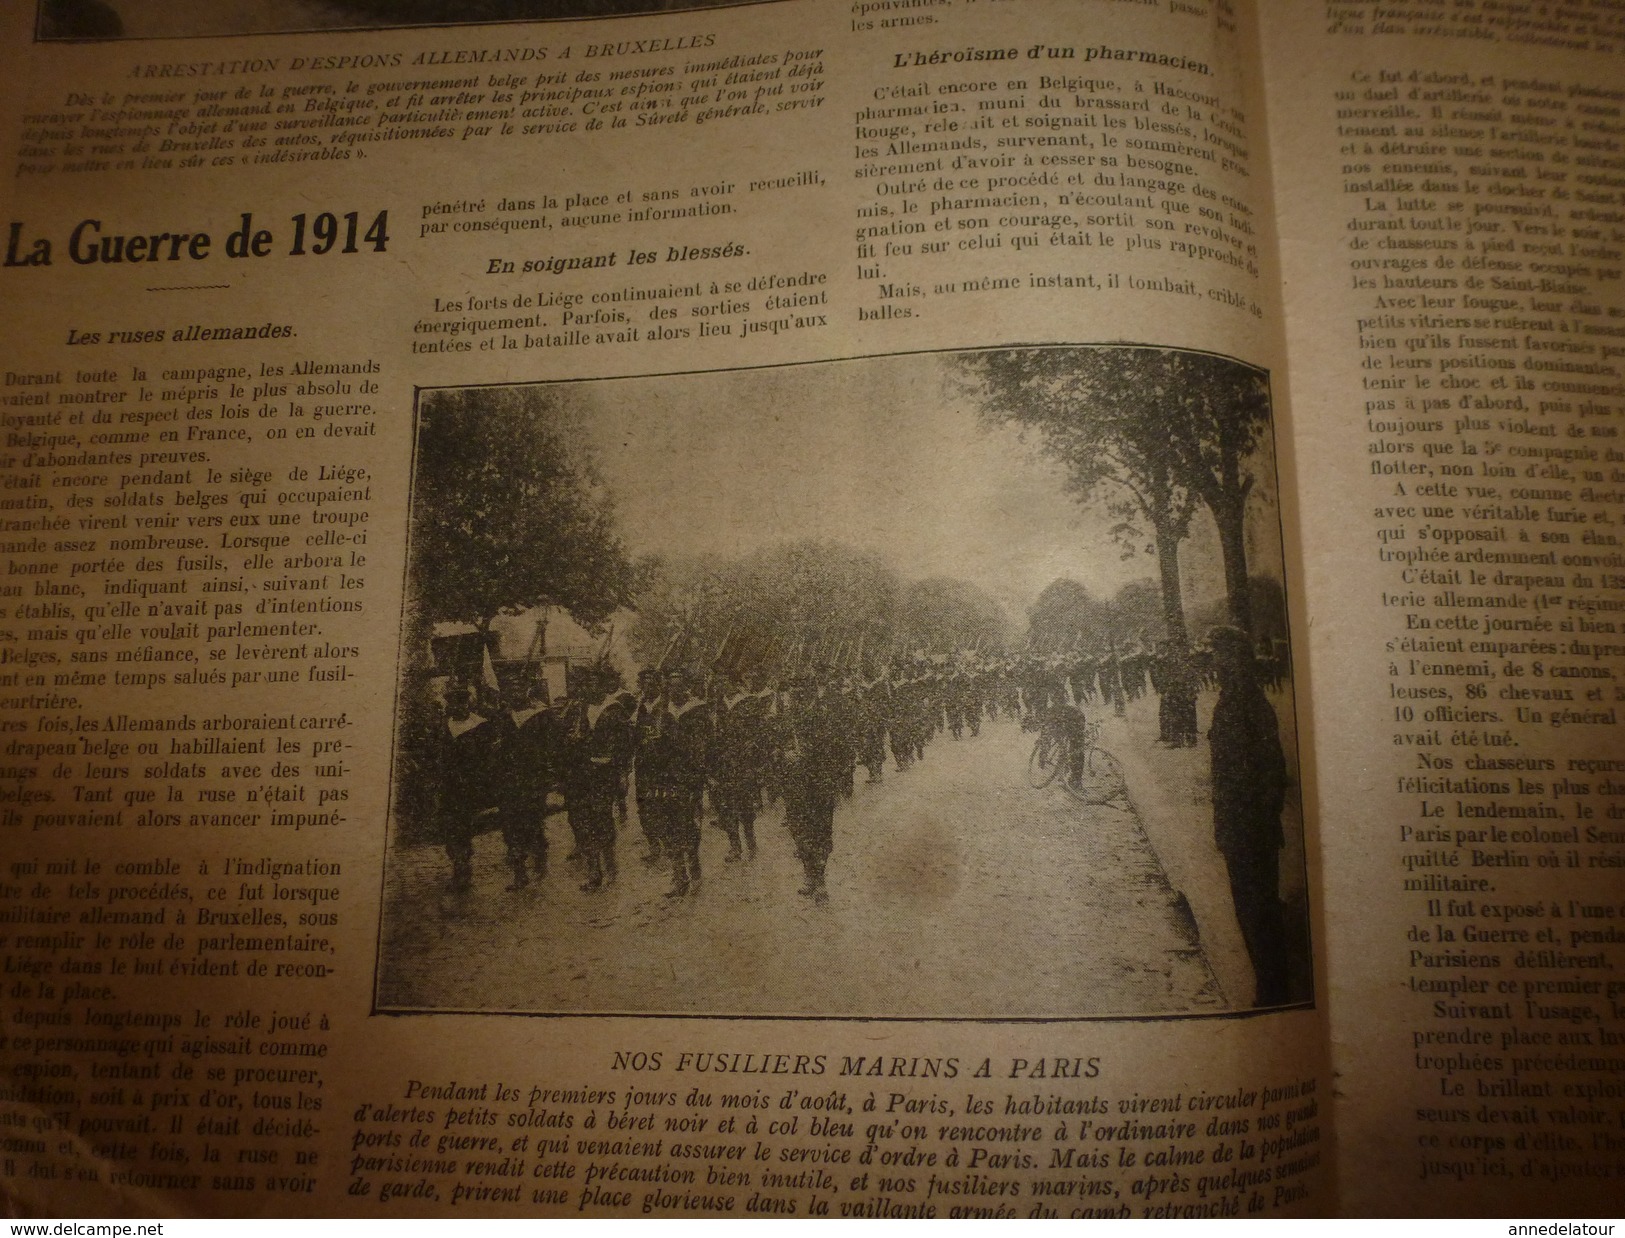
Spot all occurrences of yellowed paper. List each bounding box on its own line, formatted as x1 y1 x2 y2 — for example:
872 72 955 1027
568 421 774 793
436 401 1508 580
1260 0 1625 1215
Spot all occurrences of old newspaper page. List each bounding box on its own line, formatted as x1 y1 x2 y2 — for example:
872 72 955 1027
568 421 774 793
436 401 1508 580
1260 0 1625 1216
1 0 1330 1217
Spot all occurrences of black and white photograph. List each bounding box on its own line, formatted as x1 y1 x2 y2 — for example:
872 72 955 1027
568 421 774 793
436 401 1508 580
375 346 1312 1019
38 0 781 40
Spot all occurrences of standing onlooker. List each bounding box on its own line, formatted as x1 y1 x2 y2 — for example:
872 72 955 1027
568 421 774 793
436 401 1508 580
1208 625 1290 1007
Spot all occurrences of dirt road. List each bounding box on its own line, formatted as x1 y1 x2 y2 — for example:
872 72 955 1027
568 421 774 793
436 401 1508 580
377 714 1223 1018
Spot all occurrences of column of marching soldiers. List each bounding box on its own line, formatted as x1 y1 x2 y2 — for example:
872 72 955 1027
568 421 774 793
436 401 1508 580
431 639 1289 904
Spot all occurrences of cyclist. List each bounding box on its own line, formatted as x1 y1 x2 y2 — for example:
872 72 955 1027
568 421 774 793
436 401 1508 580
1039 696 1091 790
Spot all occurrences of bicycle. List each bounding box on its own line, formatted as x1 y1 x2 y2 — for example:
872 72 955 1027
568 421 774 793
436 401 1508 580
1027 713 1127 806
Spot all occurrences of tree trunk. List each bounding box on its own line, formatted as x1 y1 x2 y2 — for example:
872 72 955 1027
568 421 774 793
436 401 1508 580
1213 492 1253 635
1154 517 1189 643
1195 434 1256 637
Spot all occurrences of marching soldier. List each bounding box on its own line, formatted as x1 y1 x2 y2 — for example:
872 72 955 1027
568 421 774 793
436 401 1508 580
437 682 503 892
857 665 890 784
557 662 628 892
501 679 558 890
711 671 771 861
779 669 847 903
638 668 710 897
632 667 665 865
887 663 917 771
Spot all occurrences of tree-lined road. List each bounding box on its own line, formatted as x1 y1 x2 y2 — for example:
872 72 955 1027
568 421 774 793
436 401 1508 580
377 715 1223 1018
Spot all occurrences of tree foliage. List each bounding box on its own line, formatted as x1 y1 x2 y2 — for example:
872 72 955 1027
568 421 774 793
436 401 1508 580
409 386 638 633
897 576 1009 653
1154 352 1274 631
1109 577 1168 645
629 541 1007 675
960 346 1273 634
1026 578 1110 652
630 541 901 674
1025 576 1167 651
